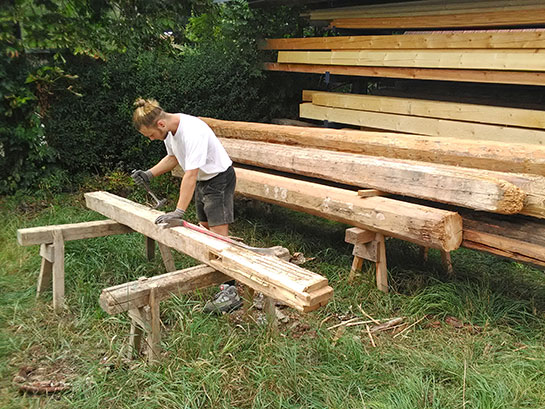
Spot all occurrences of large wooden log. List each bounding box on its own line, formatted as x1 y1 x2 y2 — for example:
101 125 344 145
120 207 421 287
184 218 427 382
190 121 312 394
309 92 545 130
232 167 462 251
100 265 230 315
200 117 545 176
277 50 545 72
172 167 543 267
462 214 545 268
220 139 526 215
84 192 332 312
262 31 545 50
264 62 545 87
300 103 545 145
17 220 133 246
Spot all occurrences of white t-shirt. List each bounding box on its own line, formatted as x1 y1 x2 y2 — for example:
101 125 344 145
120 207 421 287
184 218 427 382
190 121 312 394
164 114 232 181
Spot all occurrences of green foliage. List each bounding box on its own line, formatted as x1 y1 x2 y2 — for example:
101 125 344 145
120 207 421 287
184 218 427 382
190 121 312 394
1 0 312 194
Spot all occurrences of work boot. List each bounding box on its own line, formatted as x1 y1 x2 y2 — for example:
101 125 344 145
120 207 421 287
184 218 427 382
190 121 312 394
203 284 243 314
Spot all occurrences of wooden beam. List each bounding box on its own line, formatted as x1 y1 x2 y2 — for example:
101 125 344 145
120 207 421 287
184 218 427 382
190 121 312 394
462 240 545 268
100 265 229 315
17 220 133 246
221 138 526 215
358 189 386 198
232 167 462 251
310 92 545 130
262 31 545 50
277 50 545 72
300 103 545 145
264 62 545 87
52 230 64 312
85 192 332 312
201 117 545 176
329 9 545 29
310 0 545 19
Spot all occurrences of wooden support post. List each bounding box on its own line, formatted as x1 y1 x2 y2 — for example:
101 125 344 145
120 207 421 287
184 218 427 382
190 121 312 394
52 231 65 312
243 286 255 313
157 243 176 272
128 314 144 358
145 237 156 261
37 244 53 298
348 256 364 283
375 233 388 293
263 296 278 329
420 246 429 263
345 227 388 293
441 250 453 275
147 285 161 363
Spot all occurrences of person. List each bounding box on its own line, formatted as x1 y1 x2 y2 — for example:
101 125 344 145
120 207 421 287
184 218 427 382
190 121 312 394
131 98 241 313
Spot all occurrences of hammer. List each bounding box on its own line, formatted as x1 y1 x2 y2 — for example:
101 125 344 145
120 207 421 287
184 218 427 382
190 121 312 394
131 170 167 210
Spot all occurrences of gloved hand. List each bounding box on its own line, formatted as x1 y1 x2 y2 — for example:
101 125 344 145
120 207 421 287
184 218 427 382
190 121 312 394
131 169 153 186
155 208 185 227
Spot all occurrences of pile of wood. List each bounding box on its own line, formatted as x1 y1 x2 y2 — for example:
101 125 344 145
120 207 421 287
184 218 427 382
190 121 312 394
307 0 545 29
263 24 545 86
249 1 545 273
195 117 545 269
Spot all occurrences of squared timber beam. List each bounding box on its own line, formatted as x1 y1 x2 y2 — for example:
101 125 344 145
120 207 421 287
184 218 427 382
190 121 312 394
85 191 332 312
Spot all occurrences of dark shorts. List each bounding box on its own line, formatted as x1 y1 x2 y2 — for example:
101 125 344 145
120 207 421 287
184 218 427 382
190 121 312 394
194 166 236 227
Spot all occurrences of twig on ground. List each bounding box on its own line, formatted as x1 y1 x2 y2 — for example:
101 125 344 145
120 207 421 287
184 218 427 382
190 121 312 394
365 324 376 347
393 316 426 339
358 304 380 325
370 317 404 333
327 317 361 330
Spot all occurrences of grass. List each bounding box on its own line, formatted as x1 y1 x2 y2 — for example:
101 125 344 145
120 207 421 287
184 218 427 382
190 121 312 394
1 185 545 408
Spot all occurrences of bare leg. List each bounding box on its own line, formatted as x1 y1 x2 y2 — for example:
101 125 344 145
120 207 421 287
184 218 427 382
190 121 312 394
199 221 229 237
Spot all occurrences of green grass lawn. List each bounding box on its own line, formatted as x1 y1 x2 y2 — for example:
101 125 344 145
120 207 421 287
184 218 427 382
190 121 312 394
1 187 545 409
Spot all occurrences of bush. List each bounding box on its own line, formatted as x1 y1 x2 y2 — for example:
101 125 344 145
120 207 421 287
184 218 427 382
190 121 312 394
43 45 307 177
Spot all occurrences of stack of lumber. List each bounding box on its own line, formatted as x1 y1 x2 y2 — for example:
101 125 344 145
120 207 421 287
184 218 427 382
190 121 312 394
193 117 545 268
263 30 545 85
299 91 545 145
85 191 333 312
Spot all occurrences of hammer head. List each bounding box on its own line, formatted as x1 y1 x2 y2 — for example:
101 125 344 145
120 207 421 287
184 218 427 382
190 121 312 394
153 198 168 210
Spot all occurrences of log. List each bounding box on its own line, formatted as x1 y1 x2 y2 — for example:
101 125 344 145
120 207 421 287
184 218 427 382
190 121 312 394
329 9 545 29
277 50 545 72
100 265 229 314
220 138 526 215
85 192 332 312
300 102 545 145
309 92 545 130
17 220 133 246
262 31 545 50
173 167 544 267
264 62 545 87
200 117 545 176
462 212 545 266
233 167 462 251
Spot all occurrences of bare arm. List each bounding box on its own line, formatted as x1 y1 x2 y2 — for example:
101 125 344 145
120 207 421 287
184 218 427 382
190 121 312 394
176 168 199 211
150 155 179 177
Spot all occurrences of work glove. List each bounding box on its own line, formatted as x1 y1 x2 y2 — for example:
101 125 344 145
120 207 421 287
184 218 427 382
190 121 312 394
155 208 185 228
131 169 153 186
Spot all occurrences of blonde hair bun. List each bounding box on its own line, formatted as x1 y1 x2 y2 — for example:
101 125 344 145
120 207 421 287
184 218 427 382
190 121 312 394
133 98 147 108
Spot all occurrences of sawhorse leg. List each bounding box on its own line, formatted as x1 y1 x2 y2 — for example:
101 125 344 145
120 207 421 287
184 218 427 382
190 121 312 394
36 230 65 312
